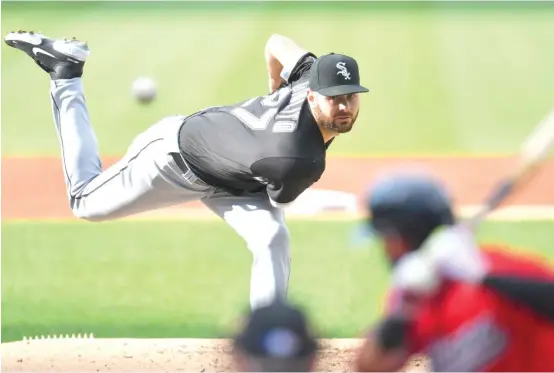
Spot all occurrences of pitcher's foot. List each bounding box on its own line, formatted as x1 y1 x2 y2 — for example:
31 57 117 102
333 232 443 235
5 30 89 79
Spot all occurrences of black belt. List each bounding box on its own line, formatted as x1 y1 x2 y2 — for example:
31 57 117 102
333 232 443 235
170 152 210 188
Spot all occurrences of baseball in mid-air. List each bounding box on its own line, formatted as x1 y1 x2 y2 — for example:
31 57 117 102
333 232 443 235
132 76 156 104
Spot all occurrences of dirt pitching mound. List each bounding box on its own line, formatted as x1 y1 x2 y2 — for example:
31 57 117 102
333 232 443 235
1 338 429 372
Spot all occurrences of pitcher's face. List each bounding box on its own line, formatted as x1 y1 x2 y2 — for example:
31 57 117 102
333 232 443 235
308 91 360 133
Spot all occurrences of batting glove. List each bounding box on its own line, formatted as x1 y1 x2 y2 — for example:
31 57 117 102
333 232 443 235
420 224 490 284
391 251 441 295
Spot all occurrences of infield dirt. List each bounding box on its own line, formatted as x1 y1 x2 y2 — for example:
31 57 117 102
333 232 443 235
2 156 553 220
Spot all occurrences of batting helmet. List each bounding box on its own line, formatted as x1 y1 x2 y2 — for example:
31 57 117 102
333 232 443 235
362 172 456 251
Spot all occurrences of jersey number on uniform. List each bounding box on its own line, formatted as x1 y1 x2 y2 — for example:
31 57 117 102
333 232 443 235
230 82 307 133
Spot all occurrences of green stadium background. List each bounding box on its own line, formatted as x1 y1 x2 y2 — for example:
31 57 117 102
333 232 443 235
2 1 554 343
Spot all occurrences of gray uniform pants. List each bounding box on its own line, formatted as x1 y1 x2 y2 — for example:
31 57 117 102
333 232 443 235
50 78 290 309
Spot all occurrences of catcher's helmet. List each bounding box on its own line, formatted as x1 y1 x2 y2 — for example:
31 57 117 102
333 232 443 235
362 172 455 251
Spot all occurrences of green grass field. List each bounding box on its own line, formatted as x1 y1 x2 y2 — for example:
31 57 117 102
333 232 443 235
3 2 554 345
2 1 554 156
2 220 554 343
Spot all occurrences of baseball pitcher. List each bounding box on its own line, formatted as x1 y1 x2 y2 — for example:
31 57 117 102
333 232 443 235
4 31 369 309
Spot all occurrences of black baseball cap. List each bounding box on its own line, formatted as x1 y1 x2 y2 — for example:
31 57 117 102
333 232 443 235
309 53 369 97
233 299 318 359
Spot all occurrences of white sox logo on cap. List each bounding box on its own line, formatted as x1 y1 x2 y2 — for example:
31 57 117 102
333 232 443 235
336 62 351 80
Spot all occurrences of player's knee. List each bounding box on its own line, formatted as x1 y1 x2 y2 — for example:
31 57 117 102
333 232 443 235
271 224 290 250
265 223 290 251
69 196 123 222
70 205 113 222
247 222 290 255
72 211 107 222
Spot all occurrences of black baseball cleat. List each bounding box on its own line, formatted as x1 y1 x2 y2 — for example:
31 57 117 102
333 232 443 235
4 30 89 80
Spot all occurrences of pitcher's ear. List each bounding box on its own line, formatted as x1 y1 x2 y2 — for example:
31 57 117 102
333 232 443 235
307 89 316 103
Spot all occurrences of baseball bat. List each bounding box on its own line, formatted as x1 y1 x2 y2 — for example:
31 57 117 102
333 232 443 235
464 108 554 231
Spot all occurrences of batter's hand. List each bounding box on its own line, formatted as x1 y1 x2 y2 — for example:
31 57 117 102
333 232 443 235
391 251 440 295
391 225 489 297
421 225 489 284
